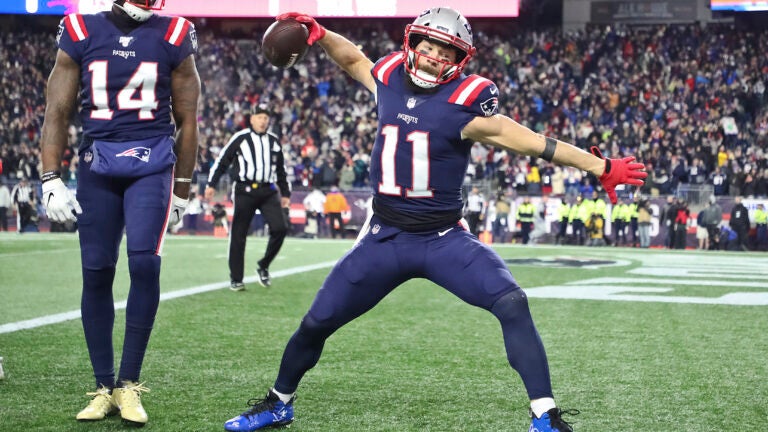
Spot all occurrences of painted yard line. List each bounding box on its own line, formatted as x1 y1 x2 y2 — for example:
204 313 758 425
0 233 353 244
629 268 768 279
0 260 337 335
571 277 768 288
0 248 80 258
526 285 768 305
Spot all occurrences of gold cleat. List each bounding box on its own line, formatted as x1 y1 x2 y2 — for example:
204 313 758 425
112 381 150 427
76 386 118 421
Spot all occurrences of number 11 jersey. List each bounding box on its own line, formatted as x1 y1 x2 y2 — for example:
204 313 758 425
369 52 500 230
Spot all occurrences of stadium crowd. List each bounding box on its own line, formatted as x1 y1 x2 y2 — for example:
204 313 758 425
1 19 767 201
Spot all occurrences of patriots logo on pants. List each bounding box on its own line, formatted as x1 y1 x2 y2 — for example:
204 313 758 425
116 147 151 162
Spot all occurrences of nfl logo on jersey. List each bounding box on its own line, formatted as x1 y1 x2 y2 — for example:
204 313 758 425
119 36 134 47
406 97 417 109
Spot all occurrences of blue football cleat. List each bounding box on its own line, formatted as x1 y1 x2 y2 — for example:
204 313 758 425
224 389 294 431
529 408 578 432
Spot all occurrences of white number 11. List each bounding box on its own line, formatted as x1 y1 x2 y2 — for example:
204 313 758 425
378 125 433 198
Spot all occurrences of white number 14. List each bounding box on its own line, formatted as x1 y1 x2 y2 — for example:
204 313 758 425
88 61 159 121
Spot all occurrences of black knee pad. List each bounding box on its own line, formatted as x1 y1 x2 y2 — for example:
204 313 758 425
490 289 530 322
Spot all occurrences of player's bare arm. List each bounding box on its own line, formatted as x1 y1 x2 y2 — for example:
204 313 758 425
316 30 375 93
463 114 605 176
40 49 80 172
170 55 201 200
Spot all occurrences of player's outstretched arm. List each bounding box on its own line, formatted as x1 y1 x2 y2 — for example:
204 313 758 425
40 49 80 173
277 12 374 93
170 55 201 200
463 114 647 204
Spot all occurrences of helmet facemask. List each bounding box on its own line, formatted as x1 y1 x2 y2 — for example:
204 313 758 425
114 0 166 22
403 7 476 88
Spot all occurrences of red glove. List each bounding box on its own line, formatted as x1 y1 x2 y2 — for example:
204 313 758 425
590 146 647 204
276 12 327 45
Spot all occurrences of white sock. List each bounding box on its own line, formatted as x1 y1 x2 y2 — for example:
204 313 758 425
271 388 294 404
530 397 556 418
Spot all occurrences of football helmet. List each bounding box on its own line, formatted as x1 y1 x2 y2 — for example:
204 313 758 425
114 0 166 22
403 7 476 88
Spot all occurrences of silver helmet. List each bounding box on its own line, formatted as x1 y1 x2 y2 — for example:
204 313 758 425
114 0 166 22
403 7 476 88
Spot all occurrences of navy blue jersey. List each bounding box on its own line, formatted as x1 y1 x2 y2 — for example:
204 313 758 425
56 12 197 144
369 52 499 228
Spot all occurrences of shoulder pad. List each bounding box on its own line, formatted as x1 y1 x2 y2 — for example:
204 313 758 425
448 75 499 116
371 52 404 86
164 17 192 46
61 14 89 42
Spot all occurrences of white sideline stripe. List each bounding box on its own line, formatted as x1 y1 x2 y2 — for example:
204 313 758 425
0 260 337 335
0 248 80 258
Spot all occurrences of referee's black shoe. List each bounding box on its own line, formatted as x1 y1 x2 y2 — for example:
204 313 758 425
256 268 271 287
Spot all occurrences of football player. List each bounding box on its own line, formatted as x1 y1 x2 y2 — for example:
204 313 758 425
223 7 645 432
39 0 200 426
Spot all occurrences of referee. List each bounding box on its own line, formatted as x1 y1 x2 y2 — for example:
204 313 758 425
205 105 291 291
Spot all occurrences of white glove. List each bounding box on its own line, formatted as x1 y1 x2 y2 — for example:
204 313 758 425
169 194 188 226
42 178 82 223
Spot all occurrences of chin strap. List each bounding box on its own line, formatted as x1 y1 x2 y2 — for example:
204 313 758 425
409 70 440 89
114 2 153 22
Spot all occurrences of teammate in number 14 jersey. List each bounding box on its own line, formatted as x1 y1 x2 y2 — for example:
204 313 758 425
40 1 200 426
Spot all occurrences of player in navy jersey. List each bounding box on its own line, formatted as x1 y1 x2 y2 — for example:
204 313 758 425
39 0 200 426
223 7 646 432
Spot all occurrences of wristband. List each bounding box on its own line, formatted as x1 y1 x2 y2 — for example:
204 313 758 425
41 171 61 183
174 178 192 183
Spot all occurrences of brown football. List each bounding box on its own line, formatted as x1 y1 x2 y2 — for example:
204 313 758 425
261 18 310 68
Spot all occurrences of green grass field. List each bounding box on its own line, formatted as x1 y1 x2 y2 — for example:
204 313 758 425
1 232 767 431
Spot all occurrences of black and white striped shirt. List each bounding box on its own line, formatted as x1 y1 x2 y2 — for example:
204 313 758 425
11 182 33 205
207 128 290 197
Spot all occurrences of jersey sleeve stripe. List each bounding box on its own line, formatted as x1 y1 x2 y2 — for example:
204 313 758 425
373 52 404 85
448 75 491 106
165 17 190 46
65 14 88 42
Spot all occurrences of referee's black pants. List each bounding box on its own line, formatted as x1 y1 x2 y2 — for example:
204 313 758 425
229 183 288 283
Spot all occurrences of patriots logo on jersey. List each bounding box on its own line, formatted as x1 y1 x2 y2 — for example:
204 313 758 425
480 97 499 116
116 147 152 162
